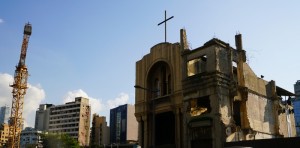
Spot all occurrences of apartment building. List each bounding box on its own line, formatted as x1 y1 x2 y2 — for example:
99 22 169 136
90 114 110 146
47 97 91 146
20 127 42 148
0 123 9 147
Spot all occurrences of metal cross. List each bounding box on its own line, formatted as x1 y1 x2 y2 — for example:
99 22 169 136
158 10 174 43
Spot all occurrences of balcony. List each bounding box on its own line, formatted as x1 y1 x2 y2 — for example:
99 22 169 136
149 94 171 109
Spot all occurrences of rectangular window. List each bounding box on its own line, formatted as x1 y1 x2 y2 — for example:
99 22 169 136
122 119 126 132
116 112 121 142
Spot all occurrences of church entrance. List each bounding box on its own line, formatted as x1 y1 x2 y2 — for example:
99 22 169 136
155 111 175 147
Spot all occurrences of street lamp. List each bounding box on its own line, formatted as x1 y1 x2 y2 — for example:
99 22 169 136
134 85 159 148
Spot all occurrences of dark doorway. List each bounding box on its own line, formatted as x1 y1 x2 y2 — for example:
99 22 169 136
190 126 212 148
192 139 212 148
155 111 175 146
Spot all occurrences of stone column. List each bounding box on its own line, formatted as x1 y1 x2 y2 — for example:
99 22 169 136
142 115 148 148
182 101 190 148
137 116 142 147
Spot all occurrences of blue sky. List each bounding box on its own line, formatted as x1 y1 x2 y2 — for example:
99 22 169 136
1 1 300 127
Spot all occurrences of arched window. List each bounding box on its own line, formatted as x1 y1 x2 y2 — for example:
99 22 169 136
167 74 171 94
147 61 172 99
154 78 160 98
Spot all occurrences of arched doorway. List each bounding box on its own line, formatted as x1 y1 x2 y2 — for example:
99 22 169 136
146 61 175 147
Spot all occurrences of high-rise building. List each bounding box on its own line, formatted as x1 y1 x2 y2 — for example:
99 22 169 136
48 97 91 146
34 104 53 131
293 80 300 136
0 105 10 124
110 104 137 144
90 114 110 146
20 127 42 148
34 97 91 146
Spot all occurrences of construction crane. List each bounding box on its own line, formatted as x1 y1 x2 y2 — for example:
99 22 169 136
7 23 32 148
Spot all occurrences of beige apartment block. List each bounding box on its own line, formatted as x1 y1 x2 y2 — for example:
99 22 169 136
48 97 91 146
90 114 110 146
135 29 295 148
0 123 9 147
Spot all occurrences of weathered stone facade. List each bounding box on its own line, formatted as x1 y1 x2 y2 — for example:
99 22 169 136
135 41 183 148
135 29 295 148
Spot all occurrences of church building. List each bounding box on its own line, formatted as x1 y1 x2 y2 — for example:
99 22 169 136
135 29 295 148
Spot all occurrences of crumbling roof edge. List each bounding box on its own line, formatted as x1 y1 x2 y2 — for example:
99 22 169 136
187 38 235 55
276 86 295 96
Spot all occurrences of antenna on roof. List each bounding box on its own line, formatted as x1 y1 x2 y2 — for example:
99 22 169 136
213 32 216 38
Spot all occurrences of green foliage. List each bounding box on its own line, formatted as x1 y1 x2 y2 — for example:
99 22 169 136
41 133 80 148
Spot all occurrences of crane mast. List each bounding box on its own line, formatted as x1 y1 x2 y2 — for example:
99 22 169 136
7 23 32 148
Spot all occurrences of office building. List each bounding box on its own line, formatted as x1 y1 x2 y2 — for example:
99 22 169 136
90 114 110 146
110 104 137 144
0 105 10 124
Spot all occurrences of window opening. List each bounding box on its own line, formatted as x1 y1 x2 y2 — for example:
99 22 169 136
190 96 211 116
233 101 241 126
187 55 207 76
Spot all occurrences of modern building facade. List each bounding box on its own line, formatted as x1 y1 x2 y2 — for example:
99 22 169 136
0 105 10 124
293 80 300 136
110 104 138 144
34 104 53 131
0 123 9 147
90 114 110 146
20 127 42 148
135 29 296 148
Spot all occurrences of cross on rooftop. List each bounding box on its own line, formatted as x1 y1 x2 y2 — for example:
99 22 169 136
158 10 174 43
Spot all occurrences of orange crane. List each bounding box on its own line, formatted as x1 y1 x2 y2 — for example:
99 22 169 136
7 23 32 148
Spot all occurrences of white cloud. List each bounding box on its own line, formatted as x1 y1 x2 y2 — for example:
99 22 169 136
23 84 45 127
106 92 129 109
0 73 45 128
0 18 3 24
63 89 105 117
63 90 131 119
0 73 14 106
63 89 89 103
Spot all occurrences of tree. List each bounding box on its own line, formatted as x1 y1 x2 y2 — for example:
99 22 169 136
41 133 80 148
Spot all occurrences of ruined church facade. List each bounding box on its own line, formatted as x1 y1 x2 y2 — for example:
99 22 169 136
135 29 295 148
